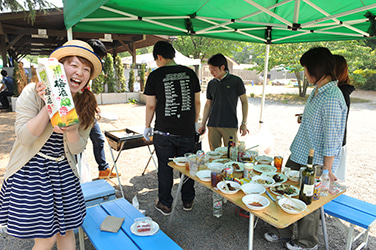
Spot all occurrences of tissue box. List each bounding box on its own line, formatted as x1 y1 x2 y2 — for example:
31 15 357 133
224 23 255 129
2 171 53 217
37 58 79 128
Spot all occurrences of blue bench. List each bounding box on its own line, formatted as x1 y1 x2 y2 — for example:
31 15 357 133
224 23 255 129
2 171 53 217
324 195 376 250
80 198 182 250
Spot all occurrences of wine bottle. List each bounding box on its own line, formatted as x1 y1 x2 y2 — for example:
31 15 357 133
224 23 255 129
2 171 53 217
299 149 316 205
227 136 233 158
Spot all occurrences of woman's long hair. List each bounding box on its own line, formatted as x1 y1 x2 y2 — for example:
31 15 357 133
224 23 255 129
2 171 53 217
60 56 100 130
333 55 351 86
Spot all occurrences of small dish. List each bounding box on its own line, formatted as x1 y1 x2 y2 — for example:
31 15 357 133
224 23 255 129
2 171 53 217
241 183 266 195
224 161 244 172
217 180 241 195
212 158 232 164
196 170 211 182
253 164 277 174
287 170 300 182
214 146 228 155
251 175 275 188
172 157 187 167
206 151 222 160
130 217 159 236
207 162 224 171
262 172 288 184
242 194 270 211
256 155 273 165
278 197 307 214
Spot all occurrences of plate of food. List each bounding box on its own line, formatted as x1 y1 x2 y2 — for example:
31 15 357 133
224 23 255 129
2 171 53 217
212 158 232 164
196 170 211 182
241 183 265 195
172 157 187 167
224 161 244 172
251 175 275 188
270 183 299 197
255 155 273 165
254 164 277 174
130 217 160 236
278 197 307 214
217 180 241 195
206 151 222 160
214 146 228 155
262 172 288 184
242 194 270 211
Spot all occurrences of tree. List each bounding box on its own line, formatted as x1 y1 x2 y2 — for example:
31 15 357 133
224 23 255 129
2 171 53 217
139 63 146 92
114 55 127 92
91 71 105 94
128 63 135 92
103 53 115 93
1 0 55 24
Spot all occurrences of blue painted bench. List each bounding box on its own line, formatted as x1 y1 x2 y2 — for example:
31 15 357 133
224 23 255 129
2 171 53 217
324 194 376 250
79 198 182 250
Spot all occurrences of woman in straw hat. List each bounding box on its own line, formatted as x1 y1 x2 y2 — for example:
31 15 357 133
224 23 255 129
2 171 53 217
0 40 102 249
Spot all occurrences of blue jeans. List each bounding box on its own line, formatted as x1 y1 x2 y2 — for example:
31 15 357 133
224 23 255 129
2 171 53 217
90 121 109 171
153 134 196 208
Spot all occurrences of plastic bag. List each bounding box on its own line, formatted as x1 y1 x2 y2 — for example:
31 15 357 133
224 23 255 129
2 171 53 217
77 150 92 183
245 125 274 155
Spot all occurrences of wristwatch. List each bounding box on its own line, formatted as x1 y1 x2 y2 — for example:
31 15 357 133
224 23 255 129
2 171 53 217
241 121 247 125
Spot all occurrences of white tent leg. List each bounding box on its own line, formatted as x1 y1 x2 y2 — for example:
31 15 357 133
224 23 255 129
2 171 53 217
259 44 270 129
67 28 73 41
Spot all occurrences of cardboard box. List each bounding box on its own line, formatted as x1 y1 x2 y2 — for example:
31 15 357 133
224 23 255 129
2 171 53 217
37 58 79 128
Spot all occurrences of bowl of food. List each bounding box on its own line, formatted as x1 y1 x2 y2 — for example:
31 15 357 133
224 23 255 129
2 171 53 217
196 170 211 182
251 175 275 188
224 161 244 172
253 164 277 174
217 180 241 195
212 158 232 164
241 183 266 195
262 172 288 184
206 151 222 161
173 157 187 167
270 183 299 197
278 197 307 214
207 162 224 171
242 194 270 211
256 155 273 165
214 146 228 155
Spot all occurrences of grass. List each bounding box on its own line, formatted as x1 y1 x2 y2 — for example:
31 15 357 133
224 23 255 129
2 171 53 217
248 93 370 105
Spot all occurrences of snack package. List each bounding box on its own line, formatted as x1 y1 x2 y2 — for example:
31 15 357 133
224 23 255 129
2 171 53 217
37 58 79 128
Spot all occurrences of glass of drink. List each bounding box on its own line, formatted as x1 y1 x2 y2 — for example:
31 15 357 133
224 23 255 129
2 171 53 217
188 155 198 176
274 156 283 172
184 153 193 171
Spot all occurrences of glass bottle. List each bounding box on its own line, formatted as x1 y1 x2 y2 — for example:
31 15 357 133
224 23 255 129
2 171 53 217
299 149 316 205
320 169 330 196
238 141 246 162
227 136 233 159
213 192 223 218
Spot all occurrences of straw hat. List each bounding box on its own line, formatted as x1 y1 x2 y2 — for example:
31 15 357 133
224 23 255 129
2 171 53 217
49 40 102 80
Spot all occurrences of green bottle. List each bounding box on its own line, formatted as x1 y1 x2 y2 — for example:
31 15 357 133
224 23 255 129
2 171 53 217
299 149 315 205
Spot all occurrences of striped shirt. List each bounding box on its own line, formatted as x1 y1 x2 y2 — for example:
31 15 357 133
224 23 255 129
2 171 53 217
290 80 347 171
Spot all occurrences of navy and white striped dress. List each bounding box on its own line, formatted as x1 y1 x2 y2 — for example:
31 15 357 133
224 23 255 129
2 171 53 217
0 132 86 239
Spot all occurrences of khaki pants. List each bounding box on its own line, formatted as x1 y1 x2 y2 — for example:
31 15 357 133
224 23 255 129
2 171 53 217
207 127 238 151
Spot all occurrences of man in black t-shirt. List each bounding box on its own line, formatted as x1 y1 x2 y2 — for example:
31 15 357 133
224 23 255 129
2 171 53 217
143 41 201 215
0 69 14 110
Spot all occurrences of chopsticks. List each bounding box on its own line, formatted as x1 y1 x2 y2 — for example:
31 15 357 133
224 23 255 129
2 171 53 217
283 194 310 214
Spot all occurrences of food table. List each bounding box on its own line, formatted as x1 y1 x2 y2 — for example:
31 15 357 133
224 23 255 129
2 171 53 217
167 161 345 250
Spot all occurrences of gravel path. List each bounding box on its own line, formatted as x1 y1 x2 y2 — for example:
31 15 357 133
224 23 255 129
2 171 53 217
0 86 375 250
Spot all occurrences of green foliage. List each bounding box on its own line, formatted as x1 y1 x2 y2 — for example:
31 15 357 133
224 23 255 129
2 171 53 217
103 53 115 93
1 0 56 24
91 71 105 94
114 55 127 92
139 63 146 92
12 61 28 96
128 63 135 92
128 98 138 104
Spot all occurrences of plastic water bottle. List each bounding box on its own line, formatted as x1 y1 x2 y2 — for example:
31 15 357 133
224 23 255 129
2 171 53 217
320 169 330 196
213 192 223 218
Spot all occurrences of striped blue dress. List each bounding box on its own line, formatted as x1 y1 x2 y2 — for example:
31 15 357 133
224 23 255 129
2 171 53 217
0 132 86 239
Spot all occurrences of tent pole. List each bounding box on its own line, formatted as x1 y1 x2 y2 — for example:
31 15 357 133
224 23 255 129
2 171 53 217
67 28 73 41
259 44 270 129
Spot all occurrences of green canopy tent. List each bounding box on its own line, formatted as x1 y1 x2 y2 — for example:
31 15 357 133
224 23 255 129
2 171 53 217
63 1 376 245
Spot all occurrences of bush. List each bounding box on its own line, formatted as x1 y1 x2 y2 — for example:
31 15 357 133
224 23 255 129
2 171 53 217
128 64 135 92
114 55 126 92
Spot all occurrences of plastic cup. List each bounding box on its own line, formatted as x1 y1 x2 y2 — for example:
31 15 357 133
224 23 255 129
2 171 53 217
184 153 193 171
188 155 198 176
274 156 283 171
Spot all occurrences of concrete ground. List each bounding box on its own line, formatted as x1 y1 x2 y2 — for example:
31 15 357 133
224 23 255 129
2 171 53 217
0 85 375 249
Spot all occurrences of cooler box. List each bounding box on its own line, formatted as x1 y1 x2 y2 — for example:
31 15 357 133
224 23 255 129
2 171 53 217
81 180 116 207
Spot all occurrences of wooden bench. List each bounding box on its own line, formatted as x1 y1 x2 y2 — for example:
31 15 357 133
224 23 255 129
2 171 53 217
80 198 182 250
324 194 376 250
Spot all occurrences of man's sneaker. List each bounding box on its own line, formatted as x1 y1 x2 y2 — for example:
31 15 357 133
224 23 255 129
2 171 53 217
98 168 121 179
182 201 193 211
264 232 291 242
286 240 318 250
154 200 172 215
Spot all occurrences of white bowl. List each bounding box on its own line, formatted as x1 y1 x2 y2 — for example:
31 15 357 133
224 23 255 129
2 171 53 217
214 146 228 155
207 162 224 171
217 181 241 195
251 175 275 188
241 183 266 195
206 151 222 160
173 157 186 167
254 164 277 174
256 155 273 165
270 183 300 197
242 194 270 211
196 170 211 182
224 161 244 172
278 197 307 214
212 158 232 164
262 172 288 184
287 170 300 182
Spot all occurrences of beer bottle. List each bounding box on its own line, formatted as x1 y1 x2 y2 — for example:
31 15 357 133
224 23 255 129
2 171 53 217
299 149 316 205
227 136 233 159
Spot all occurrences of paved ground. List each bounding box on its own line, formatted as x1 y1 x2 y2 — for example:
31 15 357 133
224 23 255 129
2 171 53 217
0 85 375 249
